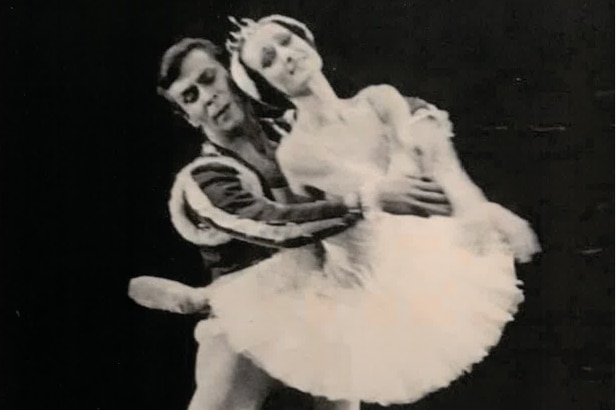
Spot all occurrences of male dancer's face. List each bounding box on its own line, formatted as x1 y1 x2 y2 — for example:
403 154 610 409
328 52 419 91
167 49 246 135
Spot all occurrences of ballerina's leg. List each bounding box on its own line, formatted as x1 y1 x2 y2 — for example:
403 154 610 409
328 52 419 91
188 322 274 410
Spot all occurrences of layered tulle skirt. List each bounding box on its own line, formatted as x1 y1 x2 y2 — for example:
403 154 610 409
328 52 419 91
198 213 523 404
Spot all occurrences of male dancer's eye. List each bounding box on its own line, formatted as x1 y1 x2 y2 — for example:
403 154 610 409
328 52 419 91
197 70 216 85
183 87 198 104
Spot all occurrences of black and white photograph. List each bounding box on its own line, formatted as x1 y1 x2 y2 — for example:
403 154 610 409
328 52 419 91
4 0 614 409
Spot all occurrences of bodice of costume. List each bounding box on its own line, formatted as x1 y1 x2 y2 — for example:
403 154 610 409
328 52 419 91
277 101 392 197
276 101 399 277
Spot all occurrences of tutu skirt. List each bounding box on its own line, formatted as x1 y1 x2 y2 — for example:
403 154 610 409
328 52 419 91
200 213 523 404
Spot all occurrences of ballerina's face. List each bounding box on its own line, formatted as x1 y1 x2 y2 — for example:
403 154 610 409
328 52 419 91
240 23 322 98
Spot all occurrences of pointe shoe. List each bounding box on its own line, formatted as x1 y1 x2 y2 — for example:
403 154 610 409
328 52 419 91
128 276 210 315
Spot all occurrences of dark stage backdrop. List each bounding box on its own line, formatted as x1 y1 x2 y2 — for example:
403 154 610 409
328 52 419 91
4 0 613 409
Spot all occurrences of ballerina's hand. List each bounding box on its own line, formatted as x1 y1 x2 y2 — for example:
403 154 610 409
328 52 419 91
486 204 542 263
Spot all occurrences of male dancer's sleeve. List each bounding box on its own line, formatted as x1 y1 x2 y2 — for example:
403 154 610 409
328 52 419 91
185 163 359 249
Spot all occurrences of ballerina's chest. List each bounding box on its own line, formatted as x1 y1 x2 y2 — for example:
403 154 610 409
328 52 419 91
281 104 392 192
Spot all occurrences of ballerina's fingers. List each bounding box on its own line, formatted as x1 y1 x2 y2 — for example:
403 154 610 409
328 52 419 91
494 213 541 263
509 224 542 263
484 203 542 263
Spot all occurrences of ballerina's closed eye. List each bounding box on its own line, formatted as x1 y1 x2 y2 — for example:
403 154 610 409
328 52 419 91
260 33 292 69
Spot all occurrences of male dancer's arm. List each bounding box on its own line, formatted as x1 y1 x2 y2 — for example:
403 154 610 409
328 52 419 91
186 163 360 249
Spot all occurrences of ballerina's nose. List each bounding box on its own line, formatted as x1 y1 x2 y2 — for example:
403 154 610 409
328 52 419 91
278 47 297 70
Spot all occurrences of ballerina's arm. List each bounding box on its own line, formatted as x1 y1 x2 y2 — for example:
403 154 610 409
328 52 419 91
363 85 541 261
363 84 486 215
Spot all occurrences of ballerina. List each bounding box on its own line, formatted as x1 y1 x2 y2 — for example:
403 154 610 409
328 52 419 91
199 15 540 408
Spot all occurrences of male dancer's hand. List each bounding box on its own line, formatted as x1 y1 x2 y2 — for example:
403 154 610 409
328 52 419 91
377 175 452 217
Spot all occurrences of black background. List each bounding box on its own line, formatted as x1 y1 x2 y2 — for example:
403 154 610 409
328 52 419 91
4 0 614 409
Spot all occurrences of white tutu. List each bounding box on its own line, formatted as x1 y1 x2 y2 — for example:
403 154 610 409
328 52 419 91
201 213 523 405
